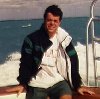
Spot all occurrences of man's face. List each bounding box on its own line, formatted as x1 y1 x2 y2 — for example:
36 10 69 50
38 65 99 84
44 12 61 38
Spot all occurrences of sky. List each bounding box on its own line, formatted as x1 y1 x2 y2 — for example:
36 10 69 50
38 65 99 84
0 0 100 20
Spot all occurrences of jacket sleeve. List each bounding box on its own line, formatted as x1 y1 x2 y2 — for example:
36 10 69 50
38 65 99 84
65 42 82 91
17 36 41 86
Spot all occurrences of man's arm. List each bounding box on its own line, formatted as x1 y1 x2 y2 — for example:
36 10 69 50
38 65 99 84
65 42 82 90
17 37 35 86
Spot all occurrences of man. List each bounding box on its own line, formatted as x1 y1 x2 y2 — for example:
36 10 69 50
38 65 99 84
7 5 94 99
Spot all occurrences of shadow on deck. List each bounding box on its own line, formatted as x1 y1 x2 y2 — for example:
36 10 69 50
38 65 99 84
0 85 100 99
73 87 100 99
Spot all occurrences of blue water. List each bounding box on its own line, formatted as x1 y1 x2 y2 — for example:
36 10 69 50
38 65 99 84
0 17 100 64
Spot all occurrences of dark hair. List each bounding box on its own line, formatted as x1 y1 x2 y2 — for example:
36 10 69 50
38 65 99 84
44 5 63 20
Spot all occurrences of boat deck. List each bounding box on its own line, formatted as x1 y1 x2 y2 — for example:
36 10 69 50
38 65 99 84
0 85 100 99
73 87 100 99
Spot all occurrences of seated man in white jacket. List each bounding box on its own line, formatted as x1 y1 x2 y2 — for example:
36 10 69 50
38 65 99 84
6 5 95 99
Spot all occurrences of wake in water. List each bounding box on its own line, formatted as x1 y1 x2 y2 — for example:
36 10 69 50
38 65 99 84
0 43 100 87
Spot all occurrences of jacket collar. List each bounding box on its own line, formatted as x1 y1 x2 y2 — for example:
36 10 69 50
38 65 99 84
39 23 53 52
40 23 49 39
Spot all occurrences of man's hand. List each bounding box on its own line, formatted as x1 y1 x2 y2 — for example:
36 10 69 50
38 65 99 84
6 85 25 96
77 86 95 95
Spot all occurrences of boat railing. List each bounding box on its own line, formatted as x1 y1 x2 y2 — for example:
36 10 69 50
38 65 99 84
86 0 100 86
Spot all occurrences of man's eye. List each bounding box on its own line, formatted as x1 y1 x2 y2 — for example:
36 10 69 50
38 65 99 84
54 20 58 23
47 20 58 23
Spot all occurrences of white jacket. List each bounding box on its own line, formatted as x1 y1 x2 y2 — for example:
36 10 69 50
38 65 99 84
56 27 72 80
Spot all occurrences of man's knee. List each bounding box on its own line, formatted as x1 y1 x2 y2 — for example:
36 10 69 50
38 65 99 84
59 95 72 99
47 96 50 99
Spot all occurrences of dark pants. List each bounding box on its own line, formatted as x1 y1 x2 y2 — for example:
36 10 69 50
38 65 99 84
26 80 72 99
